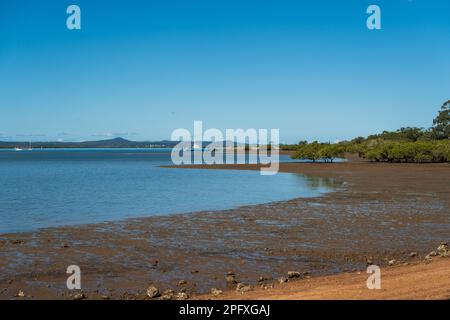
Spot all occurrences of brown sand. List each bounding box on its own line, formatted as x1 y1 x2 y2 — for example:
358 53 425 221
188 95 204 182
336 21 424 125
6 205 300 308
197 257 450 300
0 159 449 299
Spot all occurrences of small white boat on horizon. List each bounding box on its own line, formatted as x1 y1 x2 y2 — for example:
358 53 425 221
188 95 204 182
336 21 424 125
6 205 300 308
14 142 32 151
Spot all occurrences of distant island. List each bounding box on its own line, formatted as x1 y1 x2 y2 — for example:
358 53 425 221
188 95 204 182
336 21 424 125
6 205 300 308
0 137 258 150
0 137 180 149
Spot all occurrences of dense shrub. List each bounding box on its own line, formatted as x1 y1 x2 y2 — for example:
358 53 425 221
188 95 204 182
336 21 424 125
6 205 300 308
292 142 344 162
359 140 450 163
291 140 450 163
287 101 450 163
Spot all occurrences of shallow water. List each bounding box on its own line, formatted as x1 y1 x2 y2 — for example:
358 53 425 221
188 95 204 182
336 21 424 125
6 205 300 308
0 149 334 234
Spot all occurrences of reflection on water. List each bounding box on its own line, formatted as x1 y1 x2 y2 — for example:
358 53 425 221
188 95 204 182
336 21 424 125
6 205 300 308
295 174 338 191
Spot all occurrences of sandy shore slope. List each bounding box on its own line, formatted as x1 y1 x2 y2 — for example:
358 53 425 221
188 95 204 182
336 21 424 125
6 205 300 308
196 257 450 300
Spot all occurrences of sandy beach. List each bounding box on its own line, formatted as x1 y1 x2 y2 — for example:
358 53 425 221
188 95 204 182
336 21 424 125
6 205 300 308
197 257 450 300
1 158 449 300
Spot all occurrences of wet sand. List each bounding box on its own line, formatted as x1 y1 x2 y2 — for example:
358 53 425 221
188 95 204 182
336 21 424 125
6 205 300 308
0 159 449 299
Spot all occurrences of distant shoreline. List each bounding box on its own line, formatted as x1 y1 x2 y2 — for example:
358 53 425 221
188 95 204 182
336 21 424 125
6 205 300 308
0 137 179 149
0 147 173 150
0 147 295 156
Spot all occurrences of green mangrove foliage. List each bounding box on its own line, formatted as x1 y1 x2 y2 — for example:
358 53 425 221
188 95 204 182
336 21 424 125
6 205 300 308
356 140 450 163
292 142 346 163
289 100 450 163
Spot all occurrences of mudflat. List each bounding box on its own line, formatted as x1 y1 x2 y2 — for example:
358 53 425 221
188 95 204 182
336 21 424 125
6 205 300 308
0 160 449 299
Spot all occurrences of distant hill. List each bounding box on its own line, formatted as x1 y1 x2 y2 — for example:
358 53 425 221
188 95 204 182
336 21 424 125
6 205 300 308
0 137 254 149
0 137 180 149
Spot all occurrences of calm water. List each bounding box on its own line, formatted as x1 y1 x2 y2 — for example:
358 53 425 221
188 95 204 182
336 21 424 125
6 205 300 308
0 149 334 234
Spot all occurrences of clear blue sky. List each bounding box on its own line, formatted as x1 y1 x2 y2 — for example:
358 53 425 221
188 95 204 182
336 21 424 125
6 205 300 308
1 0 449 143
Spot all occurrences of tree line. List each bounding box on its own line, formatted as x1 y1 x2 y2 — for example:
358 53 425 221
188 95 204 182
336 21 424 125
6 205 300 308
284 100 450 163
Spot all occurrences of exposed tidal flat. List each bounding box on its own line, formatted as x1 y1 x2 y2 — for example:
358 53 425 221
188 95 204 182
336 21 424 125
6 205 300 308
0 151 449 299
